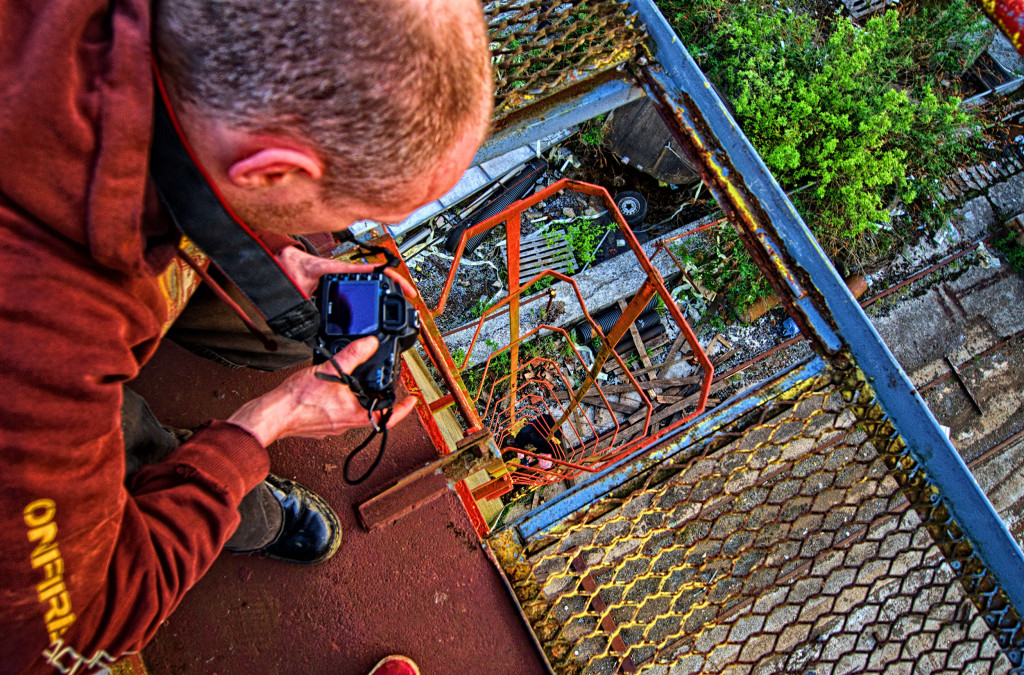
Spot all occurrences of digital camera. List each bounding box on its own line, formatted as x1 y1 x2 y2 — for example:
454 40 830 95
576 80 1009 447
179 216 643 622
315 272 419 407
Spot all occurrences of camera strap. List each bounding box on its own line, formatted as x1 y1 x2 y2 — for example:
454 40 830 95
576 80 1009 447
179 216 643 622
333 229 401 272
149 62 320 345
308 234 408 484
310 335 394 485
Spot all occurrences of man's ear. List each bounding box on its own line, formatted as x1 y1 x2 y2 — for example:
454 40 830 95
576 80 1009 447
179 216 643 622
227 148 323 188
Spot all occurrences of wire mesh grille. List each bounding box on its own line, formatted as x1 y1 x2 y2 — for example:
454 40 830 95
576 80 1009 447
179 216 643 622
487 0 645 120
489 362 1022 673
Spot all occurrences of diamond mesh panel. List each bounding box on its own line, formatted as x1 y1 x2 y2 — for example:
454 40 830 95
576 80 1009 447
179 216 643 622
487 0 645 120
490 364 1022 673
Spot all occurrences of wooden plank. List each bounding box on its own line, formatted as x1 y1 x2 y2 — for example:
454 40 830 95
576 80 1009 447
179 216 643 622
402 350 504 524
657 331 690 379
619 299 654 372
552 391 638 414
602 335 670 374
592 377 703 394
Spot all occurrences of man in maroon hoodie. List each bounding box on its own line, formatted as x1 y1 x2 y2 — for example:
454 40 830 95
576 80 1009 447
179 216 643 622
0 0 491 672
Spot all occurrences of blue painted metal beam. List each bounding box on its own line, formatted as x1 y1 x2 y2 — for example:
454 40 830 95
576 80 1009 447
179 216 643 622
628 0 1024 617
473 78 645 165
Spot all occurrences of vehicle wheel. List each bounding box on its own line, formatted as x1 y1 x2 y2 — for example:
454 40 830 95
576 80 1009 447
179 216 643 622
614 191 648 227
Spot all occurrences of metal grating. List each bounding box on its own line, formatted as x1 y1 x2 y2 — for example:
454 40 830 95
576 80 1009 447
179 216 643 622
836 0 896 20
377 1 1024 667
487 0 645 120
490 360 1021 673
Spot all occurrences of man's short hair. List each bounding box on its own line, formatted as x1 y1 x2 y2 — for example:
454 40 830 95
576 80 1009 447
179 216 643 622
153 0 492 207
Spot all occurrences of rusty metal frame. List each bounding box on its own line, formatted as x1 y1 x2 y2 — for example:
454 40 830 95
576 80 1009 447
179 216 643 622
460 0 1024 669
409 177 716 493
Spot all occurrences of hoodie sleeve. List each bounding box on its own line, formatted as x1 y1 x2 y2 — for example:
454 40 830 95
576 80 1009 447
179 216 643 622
0 220 271 674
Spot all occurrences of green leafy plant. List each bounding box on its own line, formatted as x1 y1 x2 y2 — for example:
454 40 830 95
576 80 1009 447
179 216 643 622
523 276 556 296
462 366 483 397
660 0 982 261
470 295 494 318
672 229 773 318
995 233 1024 274
484 338 512 380
653 0 986 315
580 114 608 147
450 347 467 369
567 217 614 268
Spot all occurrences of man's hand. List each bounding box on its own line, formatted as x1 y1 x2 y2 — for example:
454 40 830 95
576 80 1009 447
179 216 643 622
276 245 416 298
227 337 418 446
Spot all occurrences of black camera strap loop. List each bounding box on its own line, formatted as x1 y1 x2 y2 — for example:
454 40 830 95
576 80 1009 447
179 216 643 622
334 229 400 274
309 339 392 485
342 406 392 485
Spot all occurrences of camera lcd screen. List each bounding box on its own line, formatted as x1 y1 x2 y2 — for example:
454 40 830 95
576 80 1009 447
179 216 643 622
324 280 380 336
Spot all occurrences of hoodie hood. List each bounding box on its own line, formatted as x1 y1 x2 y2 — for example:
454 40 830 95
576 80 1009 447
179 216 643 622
0 0 158 275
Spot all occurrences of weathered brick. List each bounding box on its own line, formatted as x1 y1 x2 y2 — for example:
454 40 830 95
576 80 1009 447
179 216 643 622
737 633 776 663
727 615 765 644
775 622 811 652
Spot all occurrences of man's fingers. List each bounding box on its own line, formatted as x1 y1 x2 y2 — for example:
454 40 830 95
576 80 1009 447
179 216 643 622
383 396 418 429
319 336 379 375
309 257 417 299
383 268 418 298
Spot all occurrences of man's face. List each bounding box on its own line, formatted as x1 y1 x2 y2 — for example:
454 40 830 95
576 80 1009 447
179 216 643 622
233 111 487 235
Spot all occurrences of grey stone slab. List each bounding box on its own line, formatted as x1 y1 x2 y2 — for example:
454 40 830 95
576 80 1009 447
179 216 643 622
870 287 966 375
987 173 1024 220
989 32 1024 76
438 166 490 208
955 196 996 241
871 262 1024 375
948 265 1024 339
479 146 537 179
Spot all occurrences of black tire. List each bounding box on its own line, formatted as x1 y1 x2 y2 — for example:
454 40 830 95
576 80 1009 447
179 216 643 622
614 191 648 227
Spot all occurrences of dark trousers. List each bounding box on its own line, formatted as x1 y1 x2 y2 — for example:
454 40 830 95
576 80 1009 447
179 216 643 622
123 281 313 550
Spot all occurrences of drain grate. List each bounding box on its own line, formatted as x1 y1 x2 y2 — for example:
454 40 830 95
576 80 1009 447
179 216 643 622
519 228 575 282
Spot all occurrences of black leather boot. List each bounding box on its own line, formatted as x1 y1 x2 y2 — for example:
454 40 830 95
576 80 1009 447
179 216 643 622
227 474 342 565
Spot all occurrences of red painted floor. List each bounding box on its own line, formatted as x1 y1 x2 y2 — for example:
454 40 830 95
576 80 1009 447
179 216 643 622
132 341 546 675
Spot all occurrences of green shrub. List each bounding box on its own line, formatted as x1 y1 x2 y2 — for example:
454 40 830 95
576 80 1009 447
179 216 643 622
995 234 1024 274
672 229 773 317
567 216 614 267
656 0 986 313
580 114 608 147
